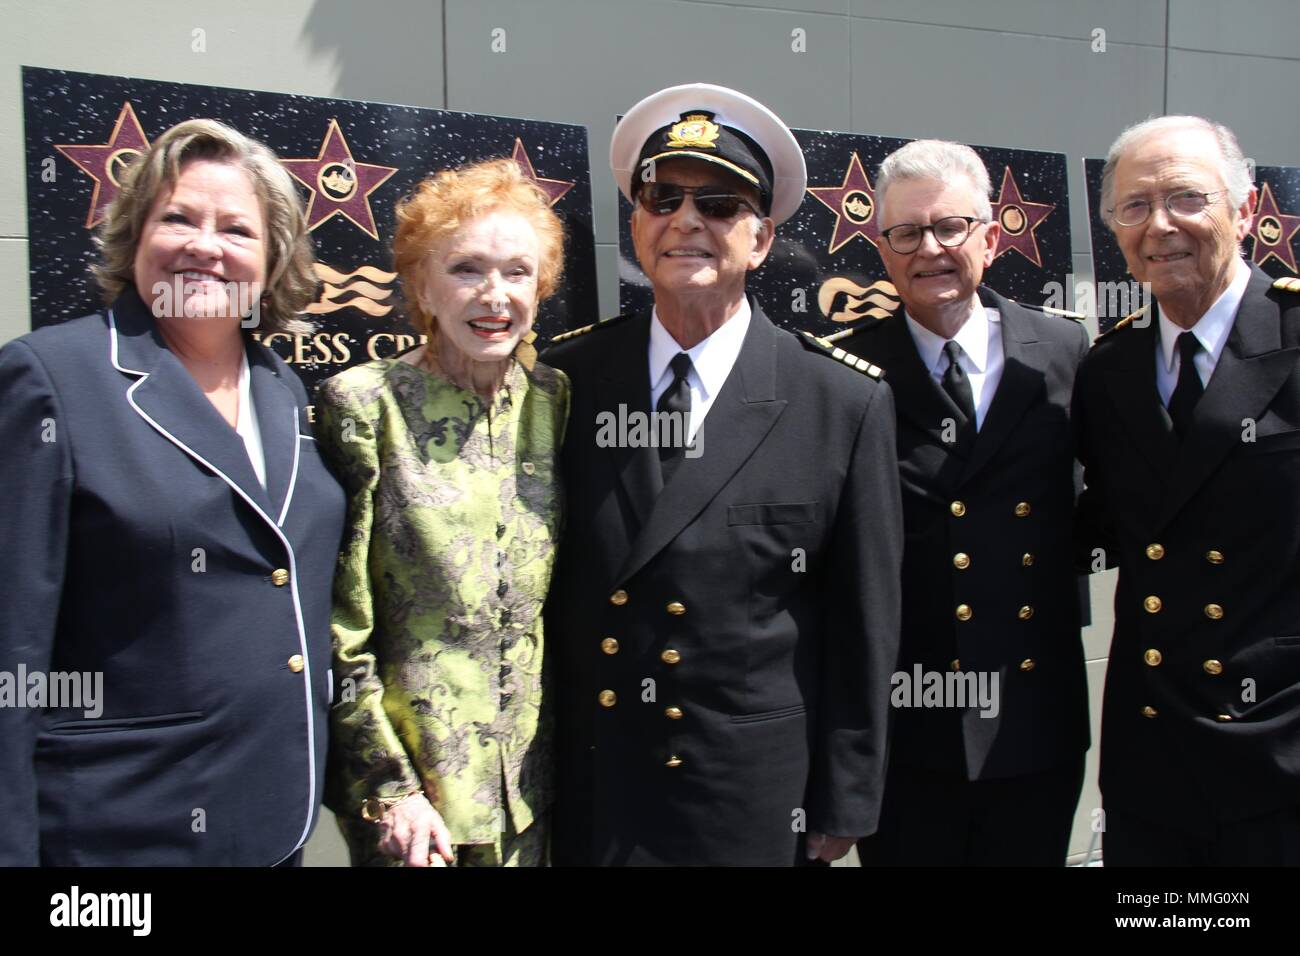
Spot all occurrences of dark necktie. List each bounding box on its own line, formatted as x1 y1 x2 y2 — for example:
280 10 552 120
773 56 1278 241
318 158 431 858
941 340 976 424
656 352 694 482
1168 332 1203 439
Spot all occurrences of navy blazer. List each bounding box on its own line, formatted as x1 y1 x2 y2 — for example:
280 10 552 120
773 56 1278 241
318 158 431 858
0 286 345 865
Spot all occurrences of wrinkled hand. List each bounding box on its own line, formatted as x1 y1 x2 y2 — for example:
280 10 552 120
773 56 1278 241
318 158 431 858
807 831 856 863
377 793 454 867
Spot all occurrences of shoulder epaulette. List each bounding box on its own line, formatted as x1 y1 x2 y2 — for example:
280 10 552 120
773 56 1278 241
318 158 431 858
1096 305 1147 340
1022 302 1086 321
798 330 883 380
820 320 879 345
547 312 636 344
1273 275 1300 294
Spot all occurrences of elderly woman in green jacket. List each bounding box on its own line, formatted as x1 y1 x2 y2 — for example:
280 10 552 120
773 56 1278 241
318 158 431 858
316 158 569 866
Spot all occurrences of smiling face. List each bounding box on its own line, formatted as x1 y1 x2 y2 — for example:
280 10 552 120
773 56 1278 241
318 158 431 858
132 158 268 320
630 158 773 307
416 208 541 367
877 176 997 327
1109 125 1253 321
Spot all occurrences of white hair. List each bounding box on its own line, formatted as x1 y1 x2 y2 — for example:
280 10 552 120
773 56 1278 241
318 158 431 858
875 139 993 222
1100 115 1253 228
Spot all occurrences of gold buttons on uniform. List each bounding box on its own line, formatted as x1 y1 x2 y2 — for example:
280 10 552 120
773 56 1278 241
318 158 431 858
950 501 966 517
661 649 681 665
610 589 628 606
271 568 289 586
1146 543 1165 560
1204 604 1224 620
955 604 972 621
665 756 683 768
664 706 683 720
1014 501 1031 517
1141 705 1158 718
950 659 961 672
1019 659 1036 672
1216 714 1233 722
1202 659 1223 675
1143 595 1162 613
953 553 971 570
601 638 620 655
1018 605 1034 621
1205 550 1224 564
598 690 617 708
1144 648 1163 667
666 601 686 616
287 655 304 673
1022 553 1035 567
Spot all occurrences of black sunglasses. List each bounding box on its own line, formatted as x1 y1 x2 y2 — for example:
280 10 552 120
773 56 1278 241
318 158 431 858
637 183 763 220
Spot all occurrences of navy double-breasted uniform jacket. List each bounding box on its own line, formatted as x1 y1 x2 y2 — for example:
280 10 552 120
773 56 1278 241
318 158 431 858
0 286 345 865
836 287 1092 781
1074 266 1300 830
542 298 903 866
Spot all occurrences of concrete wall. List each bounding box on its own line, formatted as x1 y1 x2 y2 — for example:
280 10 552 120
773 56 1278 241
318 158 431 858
4 0 1297 866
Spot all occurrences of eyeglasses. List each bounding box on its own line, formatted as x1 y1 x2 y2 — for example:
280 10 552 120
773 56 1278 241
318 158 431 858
637 183 762 220
1108 190 1223 227
879 216 987 254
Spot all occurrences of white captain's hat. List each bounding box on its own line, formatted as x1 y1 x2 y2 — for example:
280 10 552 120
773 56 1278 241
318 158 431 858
610 82 807 225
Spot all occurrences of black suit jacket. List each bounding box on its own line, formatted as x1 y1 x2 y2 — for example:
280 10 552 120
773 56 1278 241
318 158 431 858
0 286 345 865
542 298 903 865
838 287 1091 781
1075 265 1300 828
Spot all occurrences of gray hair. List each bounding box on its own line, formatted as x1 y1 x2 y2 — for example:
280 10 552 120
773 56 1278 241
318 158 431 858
876 139 993 222
1099 115 1253 228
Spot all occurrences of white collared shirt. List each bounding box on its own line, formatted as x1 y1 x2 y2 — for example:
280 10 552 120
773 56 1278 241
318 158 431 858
235 349 267 489
904 296 1005 431
648 297 752 443
1155 258 1250 406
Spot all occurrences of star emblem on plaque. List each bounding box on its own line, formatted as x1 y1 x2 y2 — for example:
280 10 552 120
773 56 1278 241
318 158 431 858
280 119 398 239
808 151 882 254
1249 182 1300 273
990 166 1055 268
55 101 151 229
511 138 574 206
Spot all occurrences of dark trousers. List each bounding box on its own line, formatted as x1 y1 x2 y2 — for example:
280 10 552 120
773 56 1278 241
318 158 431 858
858 755 1086 866
1104 803 1300 866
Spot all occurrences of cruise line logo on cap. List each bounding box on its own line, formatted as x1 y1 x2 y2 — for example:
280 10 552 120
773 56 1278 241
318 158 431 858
665 113 720 150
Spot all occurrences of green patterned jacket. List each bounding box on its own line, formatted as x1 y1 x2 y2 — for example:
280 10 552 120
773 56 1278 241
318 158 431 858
315 355 568 852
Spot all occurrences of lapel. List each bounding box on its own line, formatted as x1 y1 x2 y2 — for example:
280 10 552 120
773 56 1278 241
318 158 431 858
1100 306 1180 481
1156 266 1299 530
614 298 787 584
960 288 1048 483
594 312 662 531
872 305 973 461
108 285 296 529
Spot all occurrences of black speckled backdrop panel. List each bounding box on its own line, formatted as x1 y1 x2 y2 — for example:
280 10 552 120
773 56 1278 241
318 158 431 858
1085 156 1300 332
618 126 1073 335
22 66 597 395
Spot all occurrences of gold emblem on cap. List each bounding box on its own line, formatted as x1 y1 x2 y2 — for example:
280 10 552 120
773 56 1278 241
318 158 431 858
666 113 721 150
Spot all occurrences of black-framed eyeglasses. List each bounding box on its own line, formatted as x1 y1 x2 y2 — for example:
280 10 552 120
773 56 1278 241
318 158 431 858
1108 189 1223 227
879 216 987 254
637 183 763 220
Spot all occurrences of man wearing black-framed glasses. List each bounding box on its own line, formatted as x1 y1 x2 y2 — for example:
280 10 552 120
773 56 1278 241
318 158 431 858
1075 114 1300 866
832 138 1091 866
542 83 903 867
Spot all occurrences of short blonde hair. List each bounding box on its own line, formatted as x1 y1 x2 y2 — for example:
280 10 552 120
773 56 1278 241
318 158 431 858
92 118 317 335
393 158 565 341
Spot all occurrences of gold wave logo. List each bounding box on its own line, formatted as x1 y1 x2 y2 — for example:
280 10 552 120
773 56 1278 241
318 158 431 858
818 277 901 323
307 262 399 317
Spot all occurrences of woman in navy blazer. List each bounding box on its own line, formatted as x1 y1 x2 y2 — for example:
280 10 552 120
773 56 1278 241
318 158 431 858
0 119 345 865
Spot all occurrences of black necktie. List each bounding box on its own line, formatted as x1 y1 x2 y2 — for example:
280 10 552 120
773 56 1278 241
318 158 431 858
656 352 693 482
1168 332 1203 439
941 340 976 424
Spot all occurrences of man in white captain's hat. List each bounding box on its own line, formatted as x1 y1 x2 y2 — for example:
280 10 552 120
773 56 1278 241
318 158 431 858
543 83 903 866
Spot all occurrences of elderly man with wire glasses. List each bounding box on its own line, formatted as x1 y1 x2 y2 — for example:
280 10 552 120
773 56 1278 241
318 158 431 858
1073 115 1300 865
541 83 903 866
829 139 1092 865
